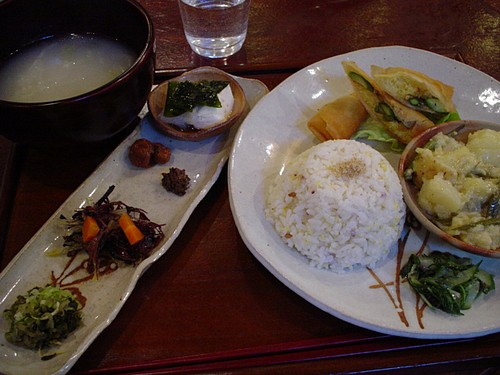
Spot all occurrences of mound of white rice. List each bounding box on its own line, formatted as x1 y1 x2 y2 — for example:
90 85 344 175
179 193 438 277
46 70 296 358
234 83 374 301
265 140 405 273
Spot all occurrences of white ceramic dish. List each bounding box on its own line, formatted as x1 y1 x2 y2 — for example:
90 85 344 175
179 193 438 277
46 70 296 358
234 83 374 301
0 76 268 375
229 46 500 339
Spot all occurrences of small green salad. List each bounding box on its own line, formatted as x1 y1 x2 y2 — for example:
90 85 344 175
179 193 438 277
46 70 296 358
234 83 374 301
3 285 82 350
400 251 495 315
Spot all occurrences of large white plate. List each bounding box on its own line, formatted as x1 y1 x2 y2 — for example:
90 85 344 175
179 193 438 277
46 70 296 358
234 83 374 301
0 76 268 375
229 46 500 339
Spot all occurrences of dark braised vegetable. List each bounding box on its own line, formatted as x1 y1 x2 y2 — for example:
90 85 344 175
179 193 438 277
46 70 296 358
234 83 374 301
62 185 164 276
400 251 495 315
161 167 190 196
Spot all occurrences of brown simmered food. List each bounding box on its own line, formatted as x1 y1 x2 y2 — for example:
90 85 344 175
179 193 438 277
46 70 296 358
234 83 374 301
161 167 190 196
129 138 171 168
152 143 171 164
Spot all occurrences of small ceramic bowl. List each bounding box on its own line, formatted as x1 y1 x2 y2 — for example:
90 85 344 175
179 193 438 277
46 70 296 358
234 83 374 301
398 120 500 258
147 66 246 141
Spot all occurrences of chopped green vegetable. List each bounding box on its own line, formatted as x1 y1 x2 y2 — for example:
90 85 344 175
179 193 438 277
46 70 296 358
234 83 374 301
400 251 495 315
163 80 229 117
424 97 447 113
3 285 82 350
347 72 374 92
375 102 397 121
408 97 425 107
405 95 461 124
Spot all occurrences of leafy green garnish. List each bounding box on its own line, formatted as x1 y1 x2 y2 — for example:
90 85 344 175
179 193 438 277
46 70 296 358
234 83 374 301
352 117 405 152
3 285 82 350
400 251 495 315
163 80 229 117
436 111 461 124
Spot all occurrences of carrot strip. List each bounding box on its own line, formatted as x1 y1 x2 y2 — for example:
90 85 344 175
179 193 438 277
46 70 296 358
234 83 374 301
118 213 144 245
82 216 100 242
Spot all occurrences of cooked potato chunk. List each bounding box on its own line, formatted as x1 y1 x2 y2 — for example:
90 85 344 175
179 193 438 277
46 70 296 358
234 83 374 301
418 174 464 219
467 129 500 166
460 177 497 211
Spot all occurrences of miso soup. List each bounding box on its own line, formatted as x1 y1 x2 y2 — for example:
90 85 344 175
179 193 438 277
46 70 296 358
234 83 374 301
0 33 137 103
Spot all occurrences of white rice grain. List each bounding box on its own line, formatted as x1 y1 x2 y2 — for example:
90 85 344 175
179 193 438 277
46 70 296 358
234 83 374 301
265 140 405 273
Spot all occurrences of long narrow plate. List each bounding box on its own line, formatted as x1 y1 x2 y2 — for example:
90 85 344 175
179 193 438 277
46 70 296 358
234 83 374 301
0 76 268 375
229 46 500 339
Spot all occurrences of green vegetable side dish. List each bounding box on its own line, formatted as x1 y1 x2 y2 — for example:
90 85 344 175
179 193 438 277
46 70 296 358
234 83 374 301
3 285 82 350
400 251 495 315
163 80 229 117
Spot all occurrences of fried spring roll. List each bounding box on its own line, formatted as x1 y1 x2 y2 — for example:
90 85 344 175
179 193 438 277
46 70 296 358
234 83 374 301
371 65 456 118
307 93 368 141
342 61 435 144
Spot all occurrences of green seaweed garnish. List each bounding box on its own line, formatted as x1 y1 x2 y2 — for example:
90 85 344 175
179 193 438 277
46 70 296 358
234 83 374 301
163 80 229 117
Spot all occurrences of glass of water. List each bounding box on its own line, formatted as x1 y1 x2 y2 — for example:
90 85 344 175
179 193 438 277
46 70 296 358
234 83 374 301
178 0 250 59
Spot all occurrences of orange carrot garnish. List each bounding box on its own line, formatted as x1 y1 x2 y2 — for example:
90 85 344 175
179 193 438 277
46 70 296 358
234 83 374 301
118 212 144 245
82 216 100 242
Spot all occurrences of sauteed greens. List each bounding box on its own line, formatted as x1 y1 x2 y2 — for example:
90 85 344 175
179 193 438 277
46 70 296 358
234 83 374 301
400 251 495 315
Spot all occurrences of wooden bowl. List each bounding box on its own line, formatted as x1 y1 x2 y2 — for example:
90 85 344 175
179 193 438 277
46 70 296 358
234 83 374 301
147 66 246 141
398 120 500 258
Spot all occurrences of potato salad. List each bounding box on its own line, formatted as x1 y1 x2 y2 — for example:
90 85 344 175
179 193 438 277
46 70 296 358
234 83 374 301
408 128 499 250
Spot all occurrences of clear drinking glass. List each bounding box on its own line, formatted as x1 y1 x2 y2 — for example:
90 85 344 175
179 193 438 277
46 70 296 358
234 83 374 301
178 0 250 59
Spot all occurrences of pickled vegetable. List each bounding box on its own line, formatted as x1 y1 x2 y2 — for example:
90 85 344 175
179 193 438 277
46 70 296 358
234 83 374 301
400 251 495 315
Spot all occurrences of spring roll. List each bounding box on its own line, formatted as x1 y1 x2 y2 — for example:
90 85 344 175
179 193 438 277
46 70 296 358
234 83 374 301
371 65 456 120
342 61 435 144
307 93 368 141
307 94 368 142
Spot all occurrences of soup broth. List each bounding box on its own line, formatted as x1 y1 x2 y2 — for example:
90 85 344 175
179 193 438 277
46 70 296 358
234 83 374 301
0 33 137 103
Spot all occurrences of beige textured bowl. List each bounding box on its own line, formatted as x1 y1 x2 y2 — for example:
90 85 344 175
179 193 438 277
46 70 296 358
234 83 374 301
148 66 246 141
398 120 500 258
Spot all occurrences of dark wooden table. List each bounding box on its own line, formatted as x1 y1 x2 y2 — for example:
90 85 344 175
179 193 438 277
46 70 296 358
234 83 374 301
1 0 499 374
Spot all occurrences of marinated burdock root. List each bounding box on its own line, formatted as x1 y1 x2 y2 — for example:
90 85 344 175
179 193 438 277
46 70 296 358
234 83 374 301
129 138 171 168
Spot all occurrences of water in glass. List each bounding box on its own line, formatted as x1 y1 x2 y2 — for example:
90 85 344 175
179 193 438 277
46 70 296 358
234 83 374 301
179 0 250 58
